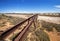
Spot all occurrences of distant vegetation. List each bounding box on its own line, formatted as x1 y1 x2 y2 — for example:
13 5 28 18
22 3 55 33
39 13 60 17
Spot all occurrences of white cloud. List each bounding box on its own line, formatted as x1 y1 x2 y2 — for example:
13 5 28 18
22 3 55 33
54 5 60 8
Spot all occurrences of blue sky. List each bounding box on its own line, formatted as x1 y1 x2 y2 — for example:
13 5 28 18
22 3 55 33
0 0 60 13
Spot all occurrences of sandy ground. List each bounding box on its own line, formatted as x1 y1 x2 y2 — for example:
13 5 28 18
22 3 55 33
38 15 60 24
45 30 60 41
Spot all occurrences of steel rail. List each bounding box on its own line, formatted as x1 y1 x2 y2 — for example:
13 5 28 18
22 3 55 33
13 19 33 41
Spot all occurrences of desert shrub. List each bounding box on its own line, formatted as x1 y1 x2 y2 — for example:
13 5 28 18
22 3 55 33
54 24 60 32
41 21 53 31
0 14 8 19
41 21 60 32
8 17 24 25
0 23 5 27
35 29 50 41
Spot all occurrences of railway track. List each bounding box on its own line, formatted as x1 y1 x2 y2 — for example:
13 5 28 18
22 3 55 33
0 14 38 41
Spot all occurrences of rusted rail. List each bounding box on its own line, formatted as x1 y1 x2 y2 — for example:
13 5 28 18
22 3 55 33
0 14 38 41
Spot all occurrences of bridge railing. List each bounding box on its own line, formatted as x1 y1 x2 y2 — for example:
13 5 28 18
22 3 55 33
0 14 38 41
